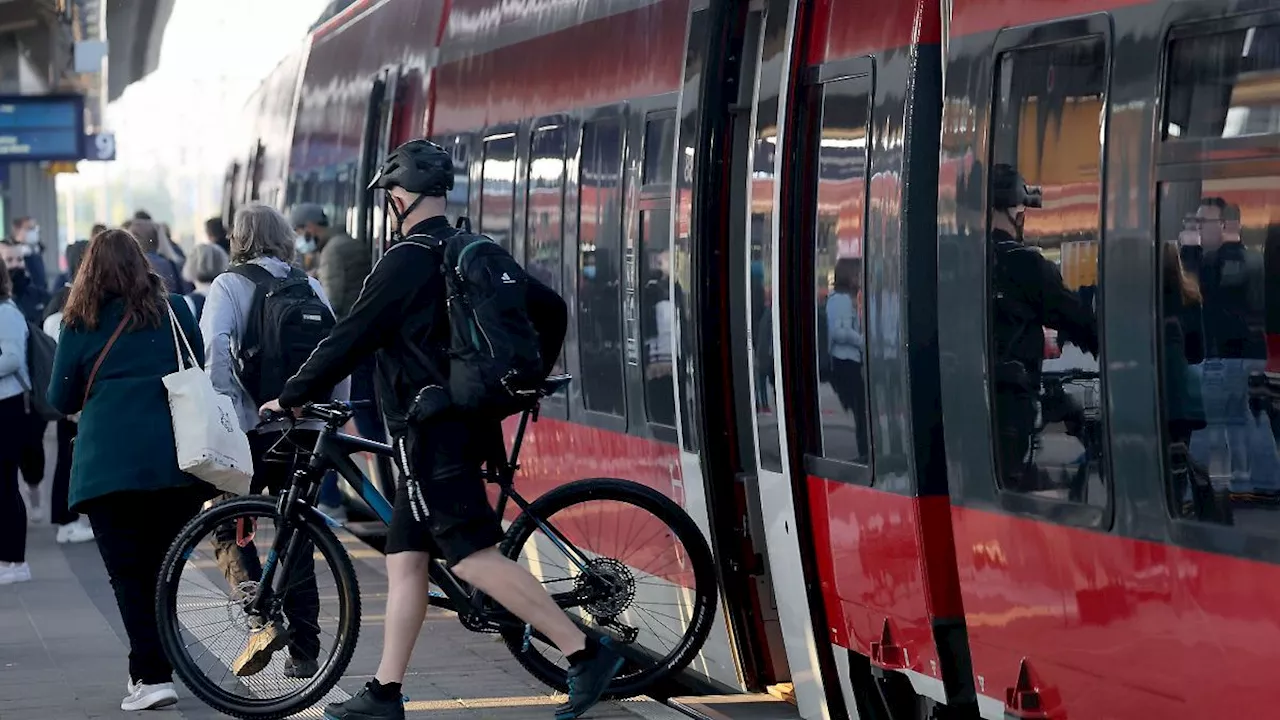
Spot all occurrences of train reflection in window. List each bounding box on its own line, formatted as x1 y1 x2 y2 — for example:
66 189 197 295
641 209 675 427
1159 19 1280 526
578 117 626 417
527 124 568 375
480 132 516 251
813 78 871 465
1165 22 1280 140
988 37 1106 506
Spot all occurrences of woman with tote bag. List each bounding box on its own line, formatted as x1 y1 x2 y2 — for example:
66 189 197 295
46 229 217 712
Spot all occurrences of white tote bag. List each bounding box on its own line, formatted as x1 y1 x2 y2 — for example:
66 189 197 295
162 302 254 495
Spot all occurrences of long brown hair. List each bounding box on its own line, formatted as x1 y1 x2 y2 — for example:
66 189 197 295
63 229 167 331
1163 241 1201 306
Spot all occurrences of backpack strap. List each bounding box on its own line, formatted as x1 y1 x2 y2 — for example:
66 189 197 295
229 263 278 287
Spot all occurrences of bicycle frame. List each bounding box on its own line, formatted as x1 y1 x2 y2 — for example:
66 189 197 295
250 405 604 636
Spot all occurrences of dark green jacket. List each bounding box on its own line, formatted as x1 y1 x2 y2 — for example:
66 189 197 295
47 294 208 510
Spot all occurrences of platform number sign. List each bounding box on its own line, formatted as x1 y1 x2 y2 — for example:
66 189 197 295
88 132 116 161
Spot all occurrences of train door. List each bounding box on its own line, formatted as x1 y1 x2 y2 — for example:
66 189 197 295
670 0 841 715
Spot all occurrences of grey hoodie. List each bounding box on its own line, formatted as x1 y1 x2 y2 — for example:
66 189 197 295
201 256 349 433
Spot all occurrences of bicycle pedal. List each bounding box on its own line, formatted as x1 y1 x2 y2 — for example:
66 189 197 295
521 623 534 652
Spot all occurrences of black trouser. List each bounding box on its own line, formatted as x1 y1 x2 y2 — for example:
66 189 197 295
84 486 206 685
210 430 320 661
0 395 28 563
995 390 1038 490
831 358 869 461
17 416 46 489
50 419 78 526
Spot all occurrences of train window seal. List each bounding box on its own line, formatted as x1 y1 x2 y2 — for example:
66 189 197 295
575 110 629 426
984 19 1116 528
804 454 872 487
816 56 874 86
802 67 876 470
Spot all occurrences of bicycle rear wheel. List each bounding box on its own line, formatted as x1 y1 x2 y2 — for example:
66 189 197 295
499 478 717 699
156 496 361 720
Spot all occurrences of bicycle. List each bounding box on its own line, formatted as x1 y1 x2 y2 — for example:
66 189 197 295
1025 368 1102 502
155 374 718 719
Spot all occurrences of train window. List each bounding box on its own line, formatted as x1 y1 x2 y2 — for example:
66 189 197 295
480 133 516 250
643 114 676 186
1165 22 1280 140
641 208 675 427
641 112 676 428
1157 180 1280 524
578 117 626 417
527 124 567 375
988 37 1107 508
448 137 471 214
812 78 872 465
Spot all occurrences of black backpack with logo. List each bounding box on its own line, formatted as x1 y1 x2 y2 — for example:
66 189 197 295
413 220 567 419
231 264 336 406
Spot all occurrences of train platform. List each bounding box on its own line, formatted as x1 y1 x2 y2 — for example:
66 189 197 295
0 516 702 720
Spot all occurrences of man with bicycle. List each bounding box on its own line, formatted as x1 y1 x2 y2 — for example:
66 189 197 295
988 163 1098 490
261 140 623 720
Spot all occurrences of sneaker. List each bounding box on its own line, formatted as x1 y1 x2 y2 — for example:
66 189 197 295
283 654 319 679
56 521 95 544
555 638 625 720
121 681 178 711
324 683 405 720
233 622 289 677
0 563 31 585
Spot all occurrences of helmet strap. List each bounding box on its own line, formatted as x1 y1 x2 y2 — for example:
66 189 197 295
388 192 429 243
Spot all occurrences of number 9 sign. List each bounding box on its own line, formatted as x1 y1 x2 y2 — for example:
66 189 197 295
88 132 116 161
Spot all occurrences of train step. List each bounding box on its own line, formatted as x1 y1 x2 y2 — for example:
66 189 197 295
665 694 803 720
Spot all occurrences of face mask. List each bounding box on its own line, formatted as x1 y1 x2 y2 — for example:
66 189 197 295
582 265 597 281
295 234 317 255
25 227 39 245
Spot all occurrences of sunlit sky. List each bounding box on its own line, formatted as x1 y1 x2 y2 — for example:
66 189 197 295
69 0 329 180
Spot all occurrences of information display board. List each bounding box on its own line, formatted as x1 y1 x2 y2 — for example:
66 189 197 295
0 95 86 162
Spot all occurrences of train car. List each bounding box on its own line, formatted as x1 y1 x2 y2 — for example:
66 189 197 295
939 1 1280 718
224 0 1280 718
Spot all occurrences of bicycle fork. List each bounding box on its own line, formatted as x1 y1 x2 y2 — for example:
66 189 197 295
246 481 314 621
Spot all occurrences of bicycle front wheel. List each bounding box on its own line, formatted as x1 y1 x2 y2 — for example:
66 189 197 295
156 496 361 719
499 478 717 699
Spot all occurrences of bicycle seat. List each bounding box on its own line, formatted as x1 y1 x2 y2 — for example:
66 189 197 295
539 374 573 397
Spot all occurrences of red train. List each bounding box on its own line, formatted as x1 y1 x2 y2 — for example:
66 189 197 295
225 0 1280 718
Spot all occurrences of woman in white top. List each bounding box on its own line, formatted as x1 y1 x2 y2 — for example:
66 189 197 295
0 264 32 584
826 256 869 461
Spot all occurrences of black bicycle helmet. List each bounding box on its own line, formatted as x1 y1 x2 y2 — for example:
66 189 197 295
367 139 454 197
991 163 1043 210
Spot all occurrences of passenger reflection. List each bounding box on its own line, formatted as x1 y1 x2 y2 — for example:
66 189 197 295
827 257 868 461
1161 241 1222 521
643 249 675 425
988 164 1099 496
1185 198 1280 501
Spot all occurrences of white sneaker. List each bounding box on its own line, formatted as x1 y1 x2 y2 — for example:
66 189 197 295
121 681 177 711
24 487 44 524
56 521 95 544
0 563 31 585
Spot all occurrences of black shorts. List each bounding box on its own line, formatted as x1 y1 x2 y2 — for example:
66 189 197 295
384 419 505 565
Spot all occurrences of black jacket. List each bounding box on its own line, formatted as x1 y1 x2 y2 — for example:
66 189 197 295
1182 242 1266 359
991 229 1098 391
279 216 452 435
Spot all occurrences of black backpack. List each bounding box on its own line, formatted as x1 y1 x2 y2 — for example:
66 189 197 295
414 220 567 418
24 320 61 421
231 264 336 406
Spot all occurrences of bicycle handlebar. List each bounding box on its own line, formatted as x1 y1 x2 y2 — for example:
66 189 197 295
1041 369 1100 384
